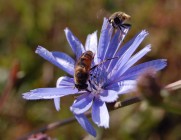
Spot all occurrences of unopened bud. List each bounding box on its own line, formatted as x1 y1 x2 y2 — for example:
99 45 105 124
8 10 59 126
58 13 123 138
137 70 163 106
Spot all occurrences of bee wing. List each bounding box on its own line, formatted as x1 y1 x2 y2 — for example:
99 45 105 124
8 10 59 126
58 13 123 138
85 31 98 56
121 23 132 28
96 9 110 19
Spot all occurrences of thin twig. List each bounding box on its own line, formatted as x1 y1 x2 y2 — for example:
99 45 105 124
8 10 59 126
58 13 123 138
165 80 181 91
0 61 20 111
18 117 76 140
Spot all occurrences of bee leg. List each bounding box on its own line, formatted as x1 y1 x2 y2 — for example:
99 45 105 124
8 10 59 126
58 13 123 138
118 23 131 34
112 23 116 28
73 85 76 89
90 57 119 71
73 86 80 99
117 25 125 34
85 88 91 93
90 73 96 78
88 79 97 91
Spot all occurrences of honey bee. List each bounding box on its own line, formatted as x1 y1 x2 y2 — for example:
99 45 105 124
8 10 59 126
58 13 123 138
74 51 118 91
74 51 94 91
109 11 131 32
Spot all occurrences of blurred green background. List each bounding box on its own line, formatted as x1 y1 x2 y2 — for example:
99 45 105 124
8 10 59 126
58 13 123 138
0 0 181 139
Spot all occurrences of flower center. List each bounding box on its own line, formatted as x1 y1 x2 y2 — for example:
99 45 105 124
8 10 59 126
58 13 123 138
88 65 108 94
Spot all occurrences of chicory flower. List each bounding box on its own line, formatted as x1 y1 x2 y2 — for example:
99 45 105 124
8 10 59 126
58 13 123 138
23 18 167 137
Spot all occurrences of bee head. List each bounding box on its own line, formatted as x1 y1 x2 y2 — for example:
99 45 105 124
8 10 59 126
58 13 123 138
75 83 88 91
114 17 121 25
84 51 94 60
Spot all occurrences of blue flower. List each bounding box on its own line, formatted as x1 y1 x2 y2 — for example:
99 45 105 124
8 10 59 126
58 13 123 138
23 18 167 137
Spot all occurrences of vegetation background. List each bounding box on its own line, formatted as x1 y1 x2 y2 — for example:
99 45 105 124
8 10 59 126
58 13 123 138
0 0 181 139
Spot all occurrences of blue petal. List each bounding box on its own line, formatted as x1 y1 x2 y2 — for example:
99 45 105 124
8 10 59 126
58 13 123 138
123 45 151 73
70 93 93 114
56 76 74 88
99 90 118 102
92 98 109 128
97 18 113 62
54 98 60 111
74 114 96 137
120 59 167 81
104 28 129 68
85 31 98 54
109 30 149 78
64 28 85 59
22 87 79 100
36 46 75 76
107 30 148 73
103 30 122 68
109 45 151 79
106 80 136 95
85 31 98 64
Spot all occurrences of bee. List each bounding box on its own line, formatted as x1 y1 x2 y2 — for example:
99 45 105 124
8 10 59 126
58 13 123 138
74 51 118 91
109 11 131 32
74 51 94 91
